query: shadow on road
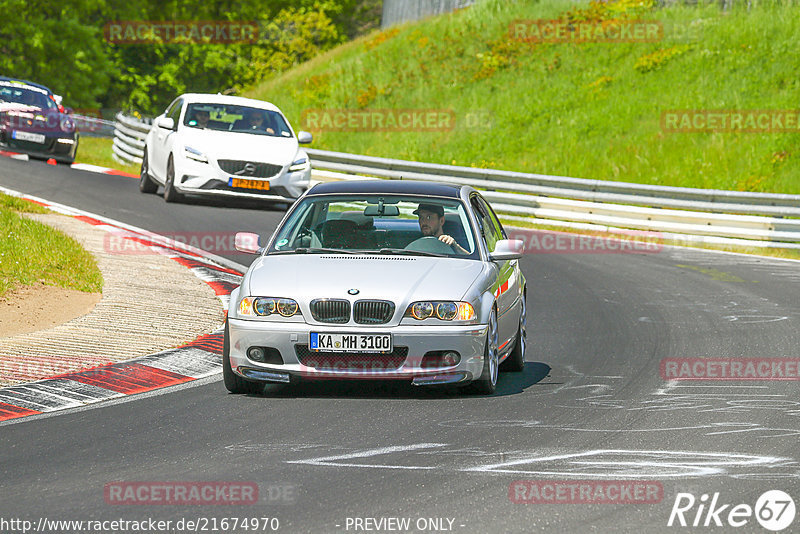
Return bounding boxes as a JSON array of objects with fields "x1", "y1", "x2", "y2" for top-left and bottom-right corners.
[
  {"x1": 159, "y1": 188, "x2": 293, "y2": 212},
  {"x1": 249, "y1": 361, "x2": 552, "y2": 400}
]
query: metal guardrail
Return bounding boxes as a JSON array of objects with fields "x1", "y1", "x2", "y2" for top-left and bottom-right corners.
[
  {"x1": 305, "y1": 149, "x2": 800, "y2": 215},
  {"x1": 113, "y1": 113, "x2": 800, "y2": 248},
  {"x1": 307, "y1": 151, "x2": 800, "y2": 247},
  {"x1": 73, "y1": 114, "x2": 116, "y2": 138},
  {"x1": 112, "y1": 112, "x2": 150, "y2": 166}
]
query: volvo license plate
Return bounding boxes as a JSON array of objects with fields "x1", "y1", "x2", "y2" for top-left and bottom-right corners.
[{"x1": 229, "y1": 178, "x2": 269, "y2": 190}]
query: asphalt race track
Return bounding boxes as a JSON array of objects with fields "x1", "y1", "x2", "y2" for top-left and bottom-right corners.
[{"x1": 1, "y1": 156, "x2": 799, "y2": 533}]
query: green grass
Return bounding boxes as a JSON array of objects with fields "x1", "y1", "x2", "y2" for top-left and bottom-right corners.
[
  {"x1": 77, "y1": 136, "x2": 140, "y2": 175},
  {"x1": 246, "y1": 0, "x2": 800, "y2": 194},
  {"x1": 0, "y1": 194, "x2": 48, "y2": 214},
  {"x1": 0, "y1": 193, "x2": 103, "y2": 297}
]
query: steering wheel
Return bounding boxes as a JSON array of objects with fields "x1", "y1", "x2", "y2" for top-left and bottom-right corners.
[{"x1": 404, "y1": 236, "x2": 454, "y2": 254}]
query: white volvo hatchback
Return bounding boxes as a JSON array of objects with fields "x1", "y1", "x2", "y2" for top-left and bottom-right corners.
[{"x1": 139, "y1": 93, "x2": 313, "y2": 204}]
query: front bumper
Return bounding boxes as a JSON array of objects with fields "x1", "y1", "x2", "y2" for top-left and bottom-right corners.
[
  {"x1": 175, "y1": 157, "x2": 311, "y2": 201},
  {"x1": 0, "y1": 130, "x2": 78, "y2": 162},
  {"x1": 228, "y1": 318, "x2": 487, "y2": 385}
]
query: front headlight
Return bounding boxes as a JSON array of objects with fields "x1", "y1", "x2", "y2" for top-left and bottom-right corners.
[
  {"x1": 239, "y1": 296, "x2": 301, "y2": 317},
  {"x1": 288, "y1": 156, "x2": 309, "y2": 172},
  {"x1": 60, "y1": 117, "x2": 75, "y2": 133},
  {"x1": 404, "y1": 301, "x2": 475, "y2": 322},
  {"x1": 184, "y1": 145, "x2": 208, "y2": 163}
]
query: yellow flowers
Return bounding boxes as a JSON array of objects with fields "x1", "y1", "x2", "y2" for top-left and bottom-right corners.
[
  {"x1": 566, "y1": 0, "x2": 654, "y2": 25},
  {"x1": 772, "y1": 151, "x2": 789, "y2": 164},
  {"x1": 635, "y1": 45, "x2": 692, "y2": 73},
  {"x1": 364, "y1": 28, "x2": 399, "y2": 50},
  {"x1": 587, "y1": 75, "x2": 614, "y2": 90},
  {"x1": 473, "y1": 39, "x2": 523, "y2": 80},
  {"x1": 356, "y1": 83, "x2": 378, "y2": 108}
]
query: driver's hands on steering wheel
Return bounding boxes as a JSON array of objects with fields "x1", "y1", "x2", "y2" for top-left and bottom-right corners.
[
  {"x1": 438, "y1": 234, "x2": 467, "y2": 254},
  {"x1": 438, "y1": 234, "x2": 456, "y2": 246}
]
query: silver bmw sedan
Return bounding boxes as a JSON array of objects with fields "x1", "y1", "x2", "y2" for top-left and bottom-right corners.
[{"x1": 225, "y1": 179, "x2": 527, "y2": 395}]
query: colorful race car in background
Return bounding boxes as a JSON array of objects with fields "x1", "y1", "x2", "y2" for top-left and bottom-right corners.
[{"x1": 0, "y1": 76, "x2": 78, "y2": 164}]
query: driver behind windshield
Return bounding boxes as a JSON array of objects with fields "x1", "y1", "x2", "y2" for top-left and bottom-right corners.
[
  {"x1": 240, "y1": 110, "x2": 275, "y2": 134},
  {"x1": 20, "y1": 90, "x2": 46, "y2": 109},
  {"x1": 414, "y1": 203, "x2": 468, "y2": 255}
]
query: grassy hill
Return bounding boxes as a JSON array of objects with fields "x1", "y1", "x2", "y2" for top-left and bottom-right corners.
[
  {"x1": 245, "y1": 0, "x2": 800, "y2": 193},
  {"x1": 0, "y1": 194, "x2": 103, "y2": 297}
]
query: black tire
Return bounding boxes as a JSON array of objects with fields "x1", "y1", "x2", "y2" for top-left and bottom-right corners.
[
  {"x1": 501, "y1": 292, "x2": 526, "y2": 372},
  {"x1": 222, "y1": 320, "x2": 263, "y2": 394},
  {"x1": 69, "y1": 135, "x2": 79, "y2": 164},
  {"x1": 139, "y1": 150, "x2": 157, "y2": 194},
  {"x1": 163, "y1": 156, "x2": 184, "y2": 203},
  {"x1": 467, "y1": 308, "x2": 499, "y2": 395}
]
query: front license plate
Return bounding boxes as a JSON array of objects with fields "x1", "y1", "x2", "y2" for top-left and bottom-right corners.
[
  {"x1": 12, "y1": 131, "x2": 45, "y2": 143},
  {"x1": 229, "y1": 178, "x2": 269, "y2": 191},
  {"x1": 310, "y1": 333, "x2": 392, "y2": 353}
]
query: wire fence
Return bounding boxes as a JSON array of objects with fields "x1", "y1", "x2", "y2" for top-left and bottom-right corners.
[{"x1": 381, "y1": 0, "x2": 479, "y2": 28}]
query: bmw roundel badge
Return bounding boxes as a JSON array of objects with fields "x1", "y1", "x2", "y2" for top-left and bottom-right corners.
[{"x1": 348, "y1": 288, "x2": 359, "y2": 295}]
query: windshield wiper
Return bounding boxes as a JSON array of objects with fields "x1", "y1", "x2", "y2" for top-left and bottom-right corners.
[
  {"x1": 288, "y1": 247, "x2": 361, "y2": 255},
  {"x1": 376, "y1": 248, "x2": 446, "y2": 258}
]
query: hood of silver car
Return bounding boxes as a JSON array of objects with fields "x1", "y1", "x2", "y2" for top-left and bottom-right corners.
[{"x1": 245, "y1": 254, "x2": 486, "y2": 304}]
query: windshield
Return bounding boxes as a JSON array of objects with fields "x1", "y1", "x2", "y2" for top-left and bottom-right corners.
[
  {"x1": 269, "y1": 195, "x2": 479, "y2": 259},
  {"x1": 0, "y1": 84, "x2": 55, "y2": 110},
  {"x1": 183, "y1": 102, "x2": 292, "y2": 137}
]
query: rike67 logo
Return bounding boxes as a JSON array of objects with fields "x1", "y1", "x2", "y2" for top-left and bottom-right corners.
[{"x1": 668, "y1": 490, "x2": 796, "y2": 531}]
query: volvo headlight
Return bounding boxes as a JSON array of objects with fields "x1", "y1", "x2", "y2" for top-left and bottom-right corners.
[
  {"x1": 404, "y1": 301, "x2": 475, "y2": 322},
  {"x1": 184, "y1": 145, "x2": 208, "y2": 163},
  {"x1": 288, "y1": 156, "x2": 309, "y2": 172},
  {"x1": 239, "y1": 297, "x2": 301, "y2": 317}
]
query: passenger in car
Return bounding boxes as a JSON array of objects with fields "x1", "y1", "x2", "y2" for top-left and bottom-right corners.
[
  {"x1": 191, "y1": 109, "x2": 210, "y2": 128},
  {"x1": 414, "y1": 203, "x2": 468, "y2": 254}
]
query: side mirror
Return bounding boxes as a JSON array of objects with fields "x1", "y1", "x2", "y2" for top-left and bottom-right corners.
[
  {"x1": 489, "y1": 239, "x2": 524, "y2": 261},
  {"x1": 297, "y1": 131, "x2": 313, "y2": 144},
  {"x1": 235, "y1": 232, "x2": 262, "y2": 254},
  {"x1": 156, "y1": 117, "x2": 175, "y2": 130}
]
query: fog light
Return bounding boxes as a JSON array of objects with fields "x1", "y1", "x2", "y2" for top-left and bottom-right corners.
[
  {"x1": 442, "y1": 351, "x2": 460, "y2": 366},
  {"x1": 247, "y1": 347, "x2": 266, "y2": 362}
]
